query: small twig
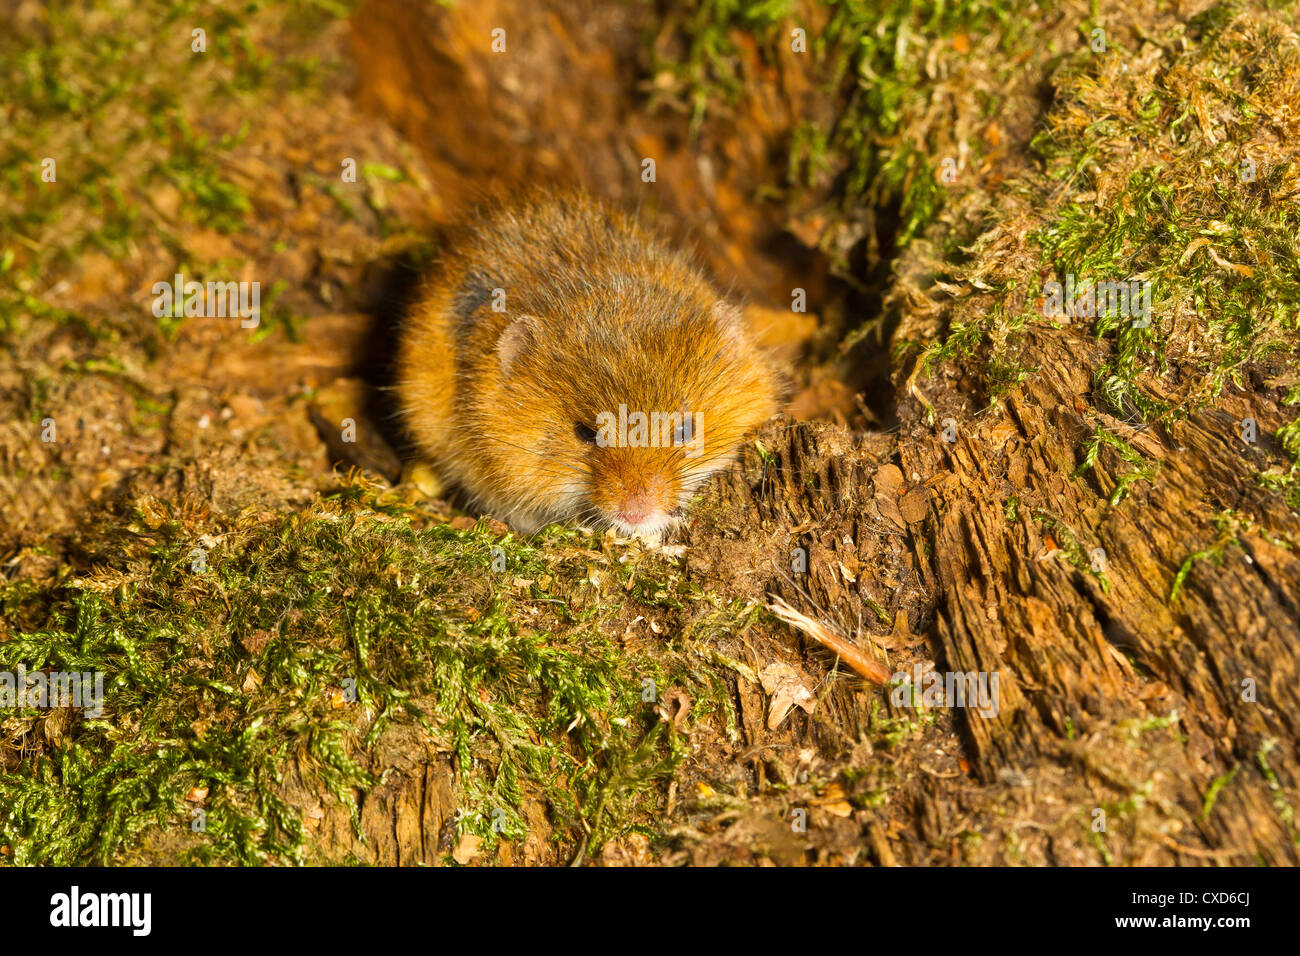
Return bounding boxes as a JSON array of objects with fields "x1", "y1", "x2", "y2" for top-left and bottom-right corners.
[
  {"x1": 766, "y1": 596, "x2": 893, "y2": 685},
  {"x1": 1157, "y1": 834, "x2": 1249, "y2": 860}
]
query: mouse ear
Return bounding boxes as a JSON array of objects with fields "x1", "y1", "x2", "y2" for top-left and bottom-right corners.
[{"x1": 497, "y1": 314, "x2": 540, "y2": 376}]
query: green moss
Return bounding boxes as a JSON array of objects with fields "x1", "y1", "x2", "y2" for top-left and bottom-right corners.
[
  {"x1": 890, "y1": 3, "x2": 1300, "y2": 574},
  {"x1": 1029, "y1": 22, "x2": 1300, "y2": 429},
  {"x1": 906, "y1": 319, "x2": 987, "y2": 416},
  {"x1": 1121, "y1": 711, "x2": 1183, "y2": 742},
  {"x1": 868, "y1": 697, "x2": 935, "y2": 748},
  {"x1": 0, "y1": 0, "x2": 349, "y2": 347},
  {"x1": 986, "y1": 355, "x2": 1037, "y2": 401},
  {"x1": 649, "y1": 0, "x2": 795, "y2": 133},
  {"x1": 653, "y1": 0, "x2": 1037, "y2": 251},
  {"x1": 1200, "y1": 765, "x2": 1239, "y2": 822},
  {"x1": 0, "y1": 482, "x2": 753, "y2": 864},
  {"x1": 1256, "y1": 739, "x2": 1300, "y2": 845},
  {"x1": 1071, "y1": 426, "x2": 1158, "y2": 506},
  {"x1": 1260, "y1": 405, "x2": 1300, "y2": 508},
  {"x1": 1167, "y1": 509, "x2": 1293, "y2": 603}
]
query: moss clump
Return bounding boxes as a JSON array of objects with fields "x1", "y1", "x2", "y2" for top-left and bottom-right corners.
[
  {"x1": 0, "y1": 481, "x2": 751, "y2": 865},
  {"x1": 1260, "y1": 389, "x2": 1300, "y2": 507},
  {"x1": 652, "y1": 0, "x2": 1038, "y2": 254},
  {"x1": 650, "y1": 0, "x2": 796, "y2": 133},
  {"x1": 895, "y1": 3, "x2": 1300, "y2": 523},
  {"x1": 1029, "y1": 6, "x2": 1300, "y2": 504}
]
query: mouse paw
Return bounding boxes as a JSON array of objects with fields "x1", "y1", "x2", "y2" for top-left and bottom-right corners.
[
  {"x1": 504, "y1": 511, "x2": 544, "y2": 535},
  {"x1": 401, "y1": 460, "x2": 444, "y2": 499}
]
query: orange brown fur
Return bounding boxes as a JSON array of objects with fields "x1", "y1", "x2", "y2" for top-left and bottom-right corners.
[{"x1": 396, "y1": 191, "x2": 780, "y2": 537}]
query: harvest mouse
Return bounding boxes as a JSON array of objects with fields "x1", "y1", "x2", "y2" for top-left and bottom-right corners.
[{"x1": 396, "y1": 191, "x2": 780, "y2": 539}]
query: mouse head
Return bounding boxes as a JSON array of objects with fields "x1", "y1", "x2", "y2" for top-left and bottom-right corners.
[{"x1": 482, "y1": 293, "x2": 777, "y2": 537}]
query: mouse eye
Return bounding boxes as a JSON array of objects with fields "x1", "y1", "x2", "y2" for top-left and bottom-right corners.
[
  {"x1": 672, "y1": 418, "x2": 694, "y2": 446},
  {"x1": 574, "y1": 422, "x2": 598, "y2": 445}
]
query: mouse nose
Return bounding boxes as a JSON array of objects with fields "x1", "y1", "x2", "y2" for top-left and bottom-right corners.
[
  {"x1": 616, "y1": 504, "x2": 649, "y2": 525},
  {"x1": 616, "y1": 491, "x2": 655, "y2": 527}
]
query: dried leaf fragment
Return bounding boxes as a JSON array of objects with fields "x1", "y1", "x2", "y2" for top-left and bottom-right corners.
[{"x1": 758, "y1": 661, "x2": 815, "y2": 729}]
